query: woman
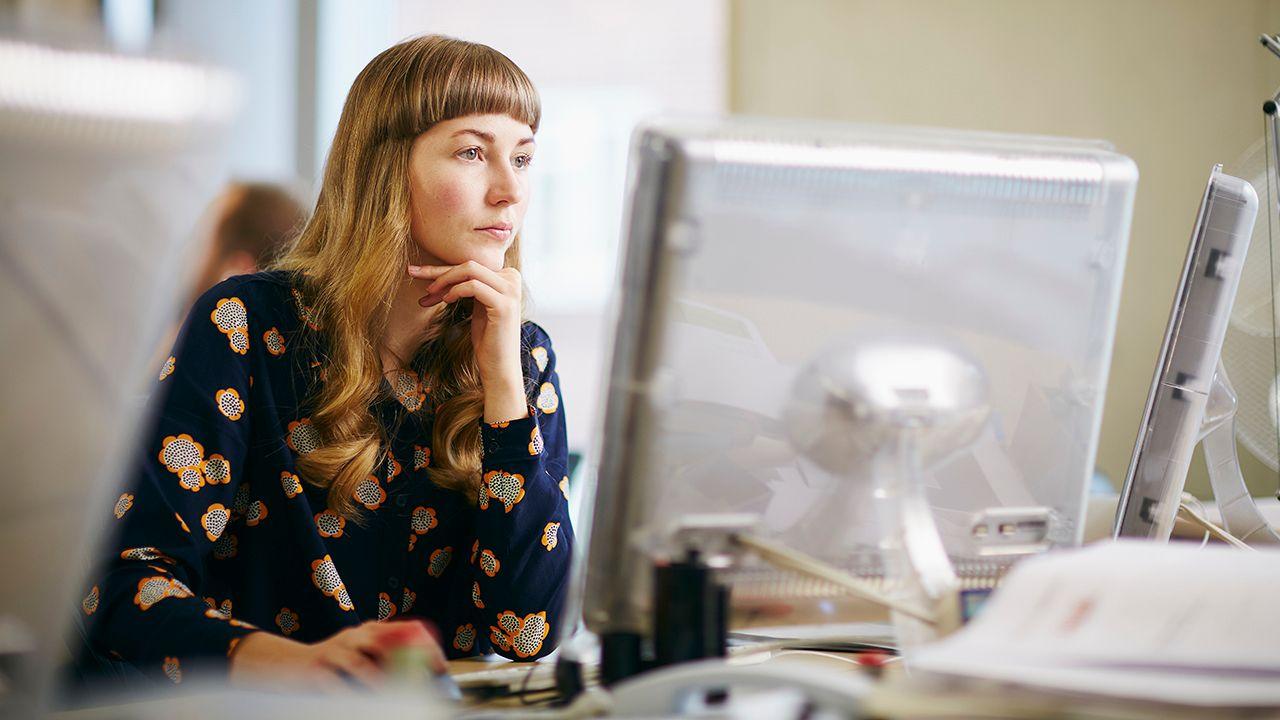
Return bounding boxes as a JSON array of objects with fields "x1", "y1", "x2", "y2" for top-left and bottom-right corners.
[{"x1": 75, "y1": 35, "x2": 573, "y2": 689}]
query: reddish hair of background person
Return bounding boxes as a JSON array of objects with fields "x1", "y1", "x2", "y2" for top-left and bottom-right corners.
[{"x1": 187, "y1": 181, "x2": 307, "y2": 310}]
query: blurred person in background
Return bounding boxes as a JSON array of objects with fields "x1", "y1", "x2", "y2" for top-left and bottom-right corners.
[
  {"x1": 71, "y1": 34, "x2": 574, "y2": 693},
  {"x1": 148, "y1": 181, "x2": 305, "y2": 368},
  {"x1": 186, "y1": 181, "x2": 306, "y2": 312},
  {"x1": 148, "y1": 182, "x2": 307, "y2": 375}
]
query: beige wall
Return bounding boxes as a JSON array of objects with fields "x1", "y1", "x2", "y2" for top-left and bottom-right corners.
[{"x1": 730, "y1": 0, "x2": 1280, "y2": 497}]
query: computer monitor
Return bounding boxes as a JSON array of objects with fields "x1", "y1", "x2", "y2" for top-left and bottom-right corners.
[
  {"x1": 580, "y1": 117, "x2": 1138, "y2": 655},
  {"x1": 1113, "y1": 166, "x2": 1258, "y2": 540},
  {"x1": 0, "y1": 40, "x2": 237, "y2": 712}
]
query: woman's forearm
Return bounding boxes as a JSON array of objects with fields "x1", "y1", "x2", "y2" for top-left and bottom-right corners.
[
  {"x1": 482, "y1": 373, "x2": 529, "y2": 424},
  {"x1": 228, "y1": 631, "x2": 311, "y2": 684}
]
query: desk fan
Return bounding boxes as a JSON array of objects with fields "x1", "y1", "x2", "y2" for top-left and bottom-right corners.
[{"x1": 1213, "y1": 109, "x2": 1280, "y2": 543}]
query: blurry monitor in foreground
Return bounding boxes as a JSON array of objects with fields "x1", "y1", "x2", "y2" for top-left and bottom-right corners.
[
  {"x1": 580, "y1": 118, "x2": 1138, "y2": 650},
  {"x1": 0, "y1": 39, "x2": 236, "y2": 713}
]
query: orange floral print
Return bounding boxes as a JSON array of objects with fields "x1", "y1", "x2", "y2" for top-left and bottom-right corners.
[
  {"x1": 113, "y1": 493, "x2": 134, "y2": 519},
  {"x1": 310, "y1": 555, "x2": 354, "y2": 611},
  {"x1": 158, "y1": 355, "x2": 175, "y2": 381},
  {"x1": 530, "y1": 346, "x2": 549, "y2": 372},
  {"x1": 428, "y1": 546, "x2": 453, "y2": 578},
  {"x1": 483, "y1": 470, "x2": 526, "y2": 513},
  {"x1": 215, "y1": 388, "x2": 244, "y2": 421},
  {"x1": 479, "y1": 549, "x2": 500, "y2": 578},
  {"x1": 133, "y1": 576, "x2": 193, "y2": 611},
  {"x1": 489, "y1": 611, "x2": 549, "y2": 659},
  {"x1": 535, "y1": 382, "x2": 558, "y2": 414},
  {"x1": 203, "y1": 454, "x2": 231, "y2": 485},
  {"x1": 210, "y1": 297, "x2": 250, "y2": 355},
  {"x1": 453, "y1": 623, "x2": 476, "y2": 652},
  {"x1": 541, "y1": 522, "x2": 560, "y2": 551},
  {"x1": 413, "y1": 444, "x2": 431, "y2": 470},
  {"x1": 263, "y1": 327, "x2": 286, "y2": 356},
  {"x1": 276, "y1": 607, "x2": 300, "y2": 636},
  {"x1": 391, "y1": 369, "x2": 427, "y2": 412},
  {"x1": 281, "y1": 471, "x2": 303, "y2": 499},
  {"x1": 162, "y1": 656, "x2": 182, "y2": 684},
  {"x1": 410, "y1": 506, "x2": 437, "y2": 535},
  {"x1": 286, "y1": 419, "x2": 320, "y2": 455},
  {"x1": 378, "y1": 592, "x2": 397, "y2": 622},
  {"x1": 315, "y1": 510, "x2": 345, "y2": 538},
  {"x1": 353, "y1": 475, "x2": 385, "y2": 510},
  {"x1": 245, "y1": 500, "x2": 268, "y2": 527},
  {"x1": 201, "y1": 503, "x2": 230, "y2": 542}
]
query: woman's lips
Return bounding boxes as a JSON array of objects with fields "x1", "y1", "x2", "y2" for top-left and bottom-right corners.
[{"x1": 476, "y1": 227, "x2": 513, "y2": 241}]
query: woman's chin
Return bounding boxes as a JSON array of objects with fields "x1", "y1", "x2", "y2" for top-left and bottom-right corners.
[
  {"x1": 460, "y1": 249, "x2": 507, "y2": 272},
  {"x1": 415, "y1": 240, "x2": 506, "y2": 271}
]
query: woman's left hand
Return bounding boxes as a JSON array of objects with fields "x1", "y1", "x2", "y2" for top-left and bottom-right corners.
[{"x1": 408, "y1": 262, "x2": 528, "y2": 423}]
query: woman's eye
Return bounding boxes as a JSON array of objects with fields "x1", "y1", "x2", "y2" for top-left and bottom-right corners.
[
  {"x1": 459, "y1": 147, "x2": 480, "y2": 161},
  {"x1": 514, "y1": 154, "x2": 533, "y2": 169}
]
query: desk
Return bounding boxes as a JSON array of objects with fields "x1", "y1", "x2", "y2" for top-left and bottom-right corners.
[{"x1": 449, "y1": 645, "x2": 1271, "y2": 719}]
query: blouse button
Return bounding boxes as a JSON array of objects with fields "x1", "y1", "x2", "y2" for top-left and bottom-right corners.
[{"x1": 387, "y1": 576, "x2": 400, "y2": 589}]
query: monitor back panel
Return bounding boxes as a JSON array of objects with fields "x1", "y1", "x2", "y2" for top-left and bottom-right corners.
[{"x1": 584, "y1": 118, "x2": 1138, "y2": 634}]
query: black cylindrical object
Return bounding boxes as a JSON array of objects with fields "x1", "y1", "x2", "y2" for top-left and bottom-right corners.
[
  {"x1": 552, "y1": 657, "x2": 584, "y2": 704},
  {"x1": 652, "y1": 555, "x2": 728, "y2": 668},
  {"x1": 599, "y1": 631, "x2": 644, "y2": 686}
]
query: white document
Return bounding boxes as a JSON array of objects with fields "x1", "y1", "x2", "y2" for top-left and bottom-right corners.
[{"x1": 911, "y1": 541, "x2": 1280, "y2": 706}]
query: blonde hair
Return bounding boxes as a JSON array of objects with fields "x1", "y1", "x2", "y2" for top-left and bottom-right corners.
[{"x1": 271, "y1": 35, "x2": 540, "y2": 518}]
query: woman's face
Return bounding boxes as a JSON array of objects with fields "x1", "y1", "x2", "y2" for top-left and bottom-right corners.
[{"x1": 407, "y1": 113, "x2": 535, "y2": 271}]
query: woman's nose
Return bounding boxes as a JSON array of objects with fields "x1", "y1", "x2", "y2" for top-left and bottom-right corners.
[{"x1": 487, "y1": 163, "x2": 524, "y2": 206}]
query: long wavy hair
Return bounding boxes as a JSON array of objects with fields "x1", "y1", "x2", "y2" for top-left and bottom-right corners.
[{"x1": 271, "y1": 35, "x2": 539, "y2": 518}]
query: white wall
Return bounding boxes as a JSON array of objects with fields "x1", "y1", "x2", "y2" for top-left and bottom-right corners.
[{"x1": 157, "y1": 0, "x2": 299, "y2": 183}]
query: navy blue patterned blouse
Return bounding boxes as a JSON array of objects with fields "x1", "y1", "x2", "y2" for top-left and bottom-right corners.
[{"x1": 74, "y1": 270, "x2": 574, "y2": 687}]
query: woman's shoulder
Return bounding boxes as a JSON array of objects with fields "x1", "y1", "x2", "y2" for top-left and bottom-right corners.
[
  {"x1": 192, "y1": 270, "x2": 301, "y2": 322},
  {"x1": 521, "y1": 320, "x2": 555, "y2": 349},
  {"x1": 189, "y1": 269, "x2": 304, "y2": 335},
  {"x1": 520, "y1": 321, "x2": 558, "y2": 380}
]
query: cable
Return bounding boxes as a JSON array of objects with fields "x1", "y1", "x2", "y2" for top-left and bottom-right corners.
[
  {"x1": 767, "y1": 649, "x2": 864, "y2": 666},
  {"x1": 1176, "y1": 495, "x2": 1253, "y2": 550},
  {"x1": 1179, "y1": 493, "x2": 1212, "y2": 547},
  {"x1": 731, "y1": 533, "x2": 937, "y2": 625}
]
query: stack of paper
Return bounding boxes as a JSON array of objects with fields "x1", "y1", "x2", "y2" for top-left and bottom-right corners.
[{"x1": 910, "y1": 541, "x2": 1280, "y2": 707}]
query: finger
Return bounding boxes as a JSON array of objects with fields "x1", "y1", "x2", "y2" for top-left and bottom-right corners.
[
  {"x1": 426, "y1": 261, "x2": 512, "y2": 297},
  {"x1": 419, "y1": 262, "x2": 521, "y2": 308},
  {"x1": 322, "y1": 647, "x2": 385, "y2": 689},
  {"x1": 297, "y1": 662, "x2": 348, "y2": 694},
  {"x1": 406, "y1": 264, "x2": 452, "y2": 280},
  {"x1": 369, "y1": 620, "x2": 448, "y2": 673},
  {"x1": 365, "y1": 618, "x2": 435, "y2": 653},
  {"x1": 420, "y1": 276, "x2": 501, "y2": 308},
  {"x1": 441, "y1": 278, "x2": 510, "y2": 310},
  {"x1": 351, "y1": 623, "x2": 406, "y2": 663}
]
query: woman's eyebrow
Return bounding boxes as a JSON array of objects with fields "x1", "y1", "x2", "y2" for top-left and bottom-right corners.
[{"x1": 451, "y1": 129, "x2": 536, "y2": 147}]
